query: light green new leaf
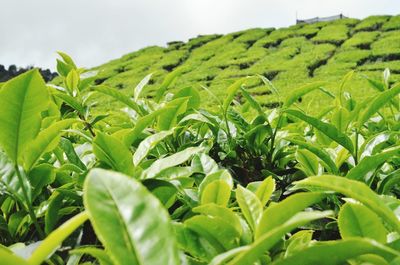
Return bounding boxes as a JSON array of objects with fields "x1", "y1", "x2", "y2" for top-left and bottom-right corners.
[
  {"x1": 0, "y1": 69, "x2": 49, "y2": 162},
  {"x1": 70, "y1": 247, "x2": 113, "y2": 265},
  {"x1": 347, "y1": 146, "x2": 400, "y2": 181},
  {"x1": 199, "y1": 170, "x2": 233, "y2": 199},
  {"x1": 286, "y1": 138, "x2": 338, "y2": 174},
  {"x1": 141, "y1": 146, "x2": 204, "y2": 179},
  {"x1": 283, "y1": 82, "x2": 325, "y2": 108},
  {"x1": 255, "y1": 192, "x2": 326, "y2": 239},
  {"x1": 93, "y1": 132, "x2": 134, "y2": 175},
  {"x1": 293, "y1": 175, "x2": 400, "y2": 233},
  {"x1": 228, "y1": 211, "x2": 333, "y2": 265},
  {"x1": 193, "y1": 204, "x2": 242, "y2": 236},
  {"x1": 134, "y1": 73, "x2": 152, "y2": 101},
  {"x1": 157, "y1": 98, "x2": 188, "y2": 131},
  {"x1": 236, "y1": 185, "x2": 263, "y2": 231},
  {"x1": 285, "y1": 109, "x2": 354, "y2": 155},
  {"x1": 133, "y1": 129, "x2": 174, "y2": 166},
  {"x1": 201, "y1": 180, "x2": 231, "y2": 206},
  {"x1": 155, "y1": 67, "x2": 186, "y2": 102},
  {"x1": 23, "y1": 119, "x2": 77, "y2": 171},
  {"x1": 28, "y1": 211, "x2": 88, "y2": 265},
  {"x1": 191, "y1": 153, "x2": 219, "y2": 175},
  {"x1": 94, "y1": 85, "x2": 141, "y2": 114},
  {"x1": 54, "y1": 92, "x2": 85, "y2": 115},
  {"x1": 173, "y1": 86, "x2": 201, "y2": 110},
  {"x1": 223, "y1": 78, "x2": 249, "y2": 113},
  {"x1": 255, "y1": 176, "x2": 275, "y2": 206},
  {"x1": 272, "y1": 238, "x2": 400, "y2": 265},
  {"x1": 296, "y1": 149, "x2": 319, "y2": 176},
  {"x1": 358, "y1": 83, "x2": 400, "y2": 127},
  {"x1": 0, "y1": 245, "x2": 29, "y2": 265},
  {"x1": 83, "y1": 169, "x2": 180, "y2": 265},
  {"x1": 338, "y1": 202, "x2": 387, "y2": 243}
]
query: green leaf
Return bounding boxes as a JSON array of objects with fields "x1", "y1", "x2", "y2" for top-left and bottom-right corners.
[
  {"x1": 134, "y1": 73, "x2": 152, "y2": 101},
  {"x1": 236, "y1": 185, "x2": 263, "y2": 231},
  {"x1": 286, "y1": 138, "x2": 338, "y2": 174},
  {"x1": 57, "y1": 51, "x2": 77, "y2": 69},
  {"x1": 54, "y1": 92, "x2": 85, "y2": 115},
  {"x1": 201, "y1": 180, "x2": 231, "y2": 206},
  {"x1": 155, "y1": 67, "x2": 186, "y2": 102},
  {"x1": 193, "y1": 204, "x2": 242, "y2": 236},
  {"x1": 240, "y1": 87, "x2": 265, "y2": 116},
  {"x1": 157, "y1": 98, "x2": 188, "y2": 131},
  {"x1": 358, "y1": 83, "x2": 400, "y2": 127},
  {"x1": 255, "y1": 192, "x2": 326, "y2": 239},
  {"x1": 285, "y1": 109, "x2": 354, "y2": 155},
  {"x1": 283, "y1": 82, "x2": 325, "y2": 108},
  {"x1": 93, "y1": 132, "x2": 134, "y2": 175},
  {"x1": 0, "y1": 69, "x2": 49, "y2": 162},
  {"x1": 28, "y1": 164, "x2": 55, "y2": 200},
  {"x1": 0, "y1": 245, "x2": 29, "y2": 265},
  {"x1": 223, "y1": 78, "x2": 249, "y2": 113},
  {"x1": 121, "y1": 108, "x2": 166, "y2": 147},
  {"x1": 191, "y1": 153, "x2": 219, "y2": 175},
  {"x1": 94, "y1": 85, "x2": 141, "y2": 114},
  {"x1": 331, "y1": 107, "x2": 350, "y2": 132},
  {"x1": 338, "y1": 202, "x2": 387, "y2": 243},
  {"x1": 293, "y1": 175, "x2": 400, "y2": 233},
  {"x1": 173, "y1": 86, "x2": 201, "y2": 110},
  {"x1": 28, "y1": 211, "x2": 88, "y2": 265},
  {"x1": 255, "y1": 176, "x2": 275, "y2": 206},
  {"x1": 199, "y1": 170, "x2": 233, "y2": 199},
  {"x1": 83, "y1": 169, "x2": 180, "y2": 265},
  {"x1": 272, "y1": 238, "x2": 400, "y2": 265},
  {"x1": 228, "y1": 211, "x2": 333, "y2": 265},
  {"x1": 133, "y1": 129, "x2": 174, "y2": 166},
  {"x1": 70, "y1": 247, "x2": 113, "y2": 265},
  {"x1": 22, "y1": 119, "x2": 77, "y2": 171},
  {"x1": 295, "y1": 149, "x2": 319, "y2": 176},
  {"x1": 141, "y1": 146, "x2": 204, "y2": 179},
  {"x1": 346, "y1": 146, "x2": 400, "y2": 181}
]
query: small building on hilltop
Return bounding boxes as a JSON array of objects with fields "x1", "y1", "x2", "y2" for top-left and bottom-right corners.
[{"x1": 296, "y1": 14, "x2": 348, "y2": 25}]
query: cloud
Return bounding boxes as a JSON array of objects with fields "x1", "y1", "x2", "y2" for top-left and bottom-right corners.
[{"x1": 0, "y1": 0, "x2": 398, "y2": 70}]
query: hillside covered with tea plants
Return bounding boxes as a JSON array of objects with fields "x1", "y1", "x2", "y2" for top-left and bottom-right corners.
[{"x1": 74, "y1": 14, "x2": 400, "y2": 111}]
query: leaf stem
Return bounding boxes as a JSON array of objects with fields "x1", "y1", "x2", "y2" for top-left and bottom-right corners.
[{"x1": 14, "y1": 164, "x2": 45, "y2": 239}]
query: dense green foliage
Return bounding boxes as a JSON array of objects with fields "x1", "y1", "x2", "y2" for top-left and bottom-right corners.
[
  {"x1": 1, "y1": 47, "x2": 400, "y2": 265},
  {"x1": 50, "y1": 14, "x2": 400, "y2": 113}
]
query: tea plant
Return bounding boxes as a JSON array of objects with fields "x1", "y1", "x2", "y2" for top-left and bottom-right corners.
[{"x1": 0, "y1": 52, "x2": 400, "y2": 265}]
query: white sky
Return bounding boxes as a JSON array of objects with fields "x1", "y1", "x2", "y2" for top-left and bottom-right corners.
[{"x1": 1, "y1": 0, "x2": 399, "y2": 70}]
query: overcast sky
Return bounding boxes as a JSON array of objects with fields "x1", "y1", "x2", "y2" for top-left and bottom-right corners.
[{"x1": 1, "y1": 0, "x2": 399, "y2": 70}]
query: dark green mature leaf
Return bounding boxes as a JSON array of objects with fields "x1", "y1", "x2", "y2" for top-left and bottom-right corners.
[
  {"x1": 83, "y1": 169, "x2": 180, "y2": 265},
  {"x1": 285, "y1": 109, "x2": 354, "y2": 155},
  {"x1": 255, "y1": 192, "x2": 326, "y2": 239},
  {"x1": 272, "y1": 238, "x2": 400, "y2": 265},
  {"x1": 93, "y1": 132, "x2": 134, "y2": 175},
  {"x1": 338, "y1": 202, "x2": 387, "y2": 243},
  {"x1": 294, "y1": 175, "x2": 400, "y2": 233},
  {"x1": 228, "y1": 211, "x2": 333, "y2": 265},
  {"x1": 0, "y1": 69, "x2": 49, "y2": 162},
  {"x1": 346, "y1": 146, "x2": 400, "y2": 181},
  {"x1": 358, "y1": 83, "x2": 400, "y2": 127}
]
